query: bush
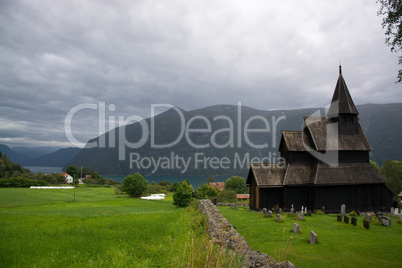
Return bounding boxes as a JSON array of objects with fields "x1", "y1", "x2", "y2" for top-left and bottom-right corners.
[
  {"x1": 350, "y1": 211, "x2": 358, "y2": 216},
  {"x1": 4, "y1": 177, "x2": 33, "y2": 188},
  {"x1": 217, "y1": 189, "x2": 237, "y2": 203},
  {"x1": 173, "y1": 182, "x2": 193, "y2": 207},
  {"x1": 122, "y1": 173, "x2": 148, "y2": 197}
]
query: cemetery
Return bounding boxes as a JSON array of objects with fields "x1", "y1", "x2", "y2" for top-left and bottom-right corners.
[{"x1": 218, "y1": 203, "x2": 402, "y2": 267}]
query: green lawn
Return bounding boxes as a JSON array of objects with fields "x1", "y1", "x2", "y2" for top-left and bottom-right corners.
[
  {"x1": 219, "y1": 206, "x2": 402, "y2": 268},
  {"x1": 0, "y1": 188, "x2": 242, "y2": 268}
]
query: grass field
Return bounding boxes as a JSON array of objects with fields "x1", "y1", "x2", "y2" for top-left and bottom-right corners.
[
  {"x1": 219, "y1": 206, "x2": 402, "y2": 268},
  {"x1": 0, "y1": 188, "x2": 242, "y2": 268}
]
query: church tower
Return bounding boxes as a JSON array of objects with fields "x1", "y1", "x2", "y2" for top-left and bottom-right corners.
[{"x1": 327, "y1": 66, "x2": 359, "y2": 135}]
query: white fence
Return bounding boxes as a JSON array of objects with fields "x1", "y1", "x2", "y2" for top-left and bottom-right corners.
[{"x1": 30, "y1": 186, "x2": 74, "y2": 189}]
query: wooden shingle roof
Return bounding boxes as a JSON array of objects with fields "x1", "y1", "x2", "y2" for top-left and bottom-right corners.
[
  {"x1": 280, "y1": 131, "x2": 315, "y2": 151},
  {"x1": 313, "y1": 162, "x2": 387, "y2": 185},
  {"x1": 304, "y1": 117, "x2": 371, "y2": 151},
  {"x1": 283, "y1": 164, "x2": 316, "y2": 185},
  {"x1": 248, "y1": 163, "x2": 285, "y2": 187},
  {"x1": 248, "y1": 162, "x2": 387, "y2": 187}
]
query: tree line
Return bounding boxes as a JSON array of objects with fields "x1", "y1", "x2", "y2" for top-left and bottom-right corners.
[{"x1": 121, "y1": 173, "x2": 248, "y2": 207}]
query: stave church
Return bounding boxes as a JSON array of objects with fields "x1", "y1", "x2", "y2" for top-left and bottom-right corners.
[{"x1": 246, "y1": 67, "x2": 393, "y2": 213}]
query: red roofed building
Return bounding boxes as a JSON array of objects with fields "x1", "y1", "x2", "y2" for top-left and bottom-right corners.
[
  {"x1": 209, "y1": 182, "x2": 225, "y2": 191},
  {"x1": 237, "y1": 194, "x2": 250, "y2": 200}
]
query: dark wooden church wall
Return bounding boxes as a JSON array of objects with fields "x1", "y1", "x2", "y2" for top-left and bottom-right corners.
[
  {"x1": 285, "y1": 186, "x2": 310, "y2": 211},
  {"x1": 314, "y1": 185, "x2": 394, "y2": 213},
  {"x1": 259, "y1": 188, "x2": 282, "y2": 210}
]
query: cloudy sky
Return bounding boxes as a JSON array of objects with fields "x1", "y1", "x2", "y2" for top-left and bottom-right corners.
[{"x1": 0, "y1": 0, "x2": 400, "y2": 149}]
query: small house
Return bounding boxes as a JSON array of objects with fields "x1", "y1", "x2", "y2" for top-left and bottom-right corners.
[{"x1": 61, "y1": 172, "x2": 73, "y2": 184}]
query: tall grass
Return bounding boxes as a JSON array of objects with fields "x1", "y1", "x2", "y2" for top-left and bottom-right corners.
[{"x1": 0, "y1": 188, "x2": 242, "y2": 267}]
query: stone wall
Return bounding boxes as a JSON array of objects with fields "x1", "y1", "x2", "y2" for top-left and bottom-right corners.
[{"x1": 198, "y1": 199, "x2": 295, "y2": 268}]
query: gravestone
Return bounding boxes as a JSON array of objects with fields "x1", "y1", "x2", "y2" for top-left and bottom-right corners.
[
  {"x1": 245, "y1": 204, "x2": 249, "y2": 210},
  {"x1": 293, "y1": 223, "x2": 299, "y2": 233},
  {"x1": 344, "y1": 216, "x2": 349, "y2": 224},
  {"x1": 298, "y1": 213, "x2": 304, "y2": 220},
  {"x1": 351, "y1": 217, "x2": 357, "y2": 226},
  {"x1": 213, "y1": 197, "x2": 217, "y2": 205},
  {"x1": 341, "y1": 204, "x2": 346, "y2": 215},
  {"x1": 263, "y1": 208, "x2": 267, "y2": 215},
  {"x1": 337, "y1": 215, "x2": 342, "y2": 222},
  {"x1": 310, "y1": 231, "x2": 318, "y2": 244},
  {"x1": 322, "y1": 206, "x2": 326, "y2": 214},
  {"x1": 363, "y1": 219, "x2": 370, "y2": 229},
  {"x1": 276, "y1": 214, "x2": 280, "y2": 222},
  {"x1": 234, "y1": 205, "x2": 238, "y2": 210},
  {"x1": 305, "y1": 207, "x2": 307, "y2": 214},
  {"x1": 394, "y1": 208, "x2": 399, "y2": 215},
  {"x1": 279, "y1": 208, "x2": 283, "y2": 215},
  {"x1": 391, "y1": 207, "x2": 394, "y2": 215},
  {"x1": 301, "y1": 206, "x2": 304, "y2": 213},
  {"x1": 290, "y1": 208, "x2": 295, "y2": 216},
  {"x1": 268, "y1": 210, "x2": 273, "y2": 217},
  {"x1": 381, "y1": 216, "x2": 391, "y2": 226}
]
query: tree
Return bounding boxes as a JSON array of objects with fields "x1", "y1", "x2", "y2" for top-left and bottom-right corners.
[
  {"x1": 171, "y1": 182, "x2": 180, "y2": 192},
  {"x1": 381, "y1": 159, "x2": 402, "y2": 194},
  {"x1": 378, "y1": 0, "x2": 402, "y2": 83},
  {"x1": 217, "y1": 189, "x2": 237, "y2": 203},
  {"x1": 122, "y1": 173, "x2": 148, "y2": 197},
  {"x1": 195, "y1": 183, "x2": 218, "y2": 199},
  {"x1": 173, "y1": 182, "x2": 193, "y2": 207},
  {"x1": 370, "y1": 160, "x2": 380, "y2": 171},
  {"x1": 224, "y1": 176, "x2": 247, "y2": 194},
  {"x1": 66, "y1": 166, "x2": 79, "y2": 181},
  {"x1": 207, "y1": 174, "x2": 215, "y2": 183}
]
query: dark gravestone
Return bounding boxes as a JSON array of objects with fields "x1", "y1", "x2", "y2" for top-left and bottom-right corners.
[
  {"x1": 213, "y1": 198, "x2": 217, "y2": 205},
  {"x1": 351, "y1": 217, "x2": 357, "y2": 226},
  {"x1": 337, "y1": 215, "x2": 342, "y2": 222},
  {"x1": 344, "y1": 216, "x2": 349, "y2": 224},
  {"x1": 363, "y1": 219, "x2": 370, "y2": 229}
]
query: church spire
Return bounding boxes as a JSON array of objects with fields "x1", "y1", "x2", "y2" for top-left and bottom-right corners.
[{"x1": 327, "y1": 66, "x2": 359, "y2": 117}]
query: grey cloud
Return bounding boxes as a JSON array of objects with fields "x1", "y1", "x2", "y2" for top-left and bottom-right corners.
[{"x1": 0, "y1": 0, "x2": 400, "y2": 148}]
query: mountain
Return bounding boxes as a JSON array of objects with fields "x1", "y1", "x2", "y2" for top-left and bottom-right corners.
[
  {"x1": 12, "y1": 146, "x2": 60, "y2": 159},
  {"x1": 65, "y1": 103, "x2": 402, "y2": 176},
  {"x1": 22, "y1": 148, "x2": 81, "y2": 167},
  {"x1": 0, "y1": 144, "x2": 30, "y2": 163}
]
